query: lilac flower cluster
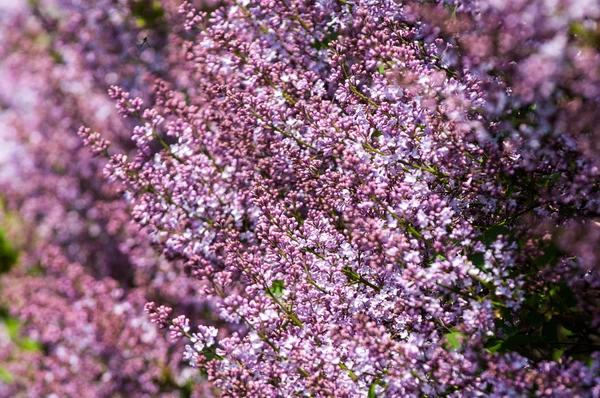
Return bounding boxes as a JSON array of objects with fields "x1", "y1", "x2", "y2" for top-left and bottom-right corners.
[
  {"x1": 0, "y1": 245, "x2": 204, "y2": 397},
  {"x1": 88, "y1": 0, "x2": 599, "y2": 395},
  {"x1": 0, "y1": 0, "x2": 217, "y2": 395},
  {"x1": 1, "y1": 0, "x2": 600, "y2": 396}
]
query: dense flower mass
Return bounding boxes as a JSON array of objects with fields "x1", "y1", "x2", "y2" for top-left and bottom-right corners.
[
  {"x1": 1, "y1": 0, "x2": 600, "y2": 396},
  {"x1": 0, "y1": 0, "x2": 217, "y2": 395}
]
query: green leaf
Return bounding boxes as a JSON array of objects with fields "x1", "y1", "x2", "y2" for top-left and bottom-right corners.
[
  {"x1": 485, "y1": 338, "x2": 503, "y2": 353},
  {"x1": 371, "y1": 130, "x2": 383, "y2": 139},
  {"x1": 533, "y1": 243, "x2": 562, "y2": 267},
  {"x1": 445, "y1": 332, "x2": 464, "y2": 351},
  {"x1": 526, "y1": 310, "x2": 544, "y2": 328},
  {"x1": 270, "y1": 280, "x2": 285, "y2": 296},
  {"x1": 0, "y1": 367, "x2": 13, "y2": 383},
  {"x1": 469, "y1": 252, "x2": 485, "y2": 269},
  {"x1": 19, "y1": 337, "x2": 41, "y2": 352},
  {"x1": 557, "y1": 324, "x2": 575, "y2": 342},
  {"x1": 525, "y1": 293, "x2": 545, "y2": 308},
  {"x1": 549, "y1": 283, "x2": 577, "y2": 311},
  {"x1": 135, "y1": 17, "x2": 147, "y2": 28},
  {"x1": 311, "y1": 29, "x2": 340, "y2": 50},
  {"x1": 203, "y1": 350, "x2": 220, "y2": 361},
  {"x1": 0, "y1": 230, "x2": 18, "y2": 274},
  {"x1": 130, "y1": 0, "x2": 165, "y2": 29},
  {"x1": 569, "y1": 22, "x2": 600, "y2": 48},
  {"x1": 482, "y1": 226, "x2": 510, "y2": 245},
  {"x1": 499, "y1": 334, "x2": 546, "y2": 351},
  {"x1": 542, "y1": 318, "x2": 558, "y2": 342},
  {"x1": 552, "y1": 349, "x2": 564, "y2": 361},
  {"x1": 5, "y1": 318, "x2": 20, "y2": 340},
  {"x1": 368, "y1": 382, "x2": 377, "y2": 398}
]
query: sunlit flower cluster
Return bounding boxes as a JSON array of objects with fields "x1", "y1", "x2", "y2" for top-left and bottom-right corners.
[{"x1": 1, "y1": 0, "x2": 599, "y2": 396}]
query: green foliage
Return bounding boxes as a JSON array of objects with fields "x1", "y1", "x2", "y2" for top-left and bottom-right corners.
[
  {"x1": 570, "y1": 22, "x2": 600, "y2": 49},
  {"x1": 484, "y1": 281, "x2": 594, "y2": 362},
  {"x1": 312, "y1": 29, "x2": 340, "y2": 51},
  {"x1": 445, "y1": 331, "x2": 464, "y2": 351},
  {"x1": 271, "y1": 280, "x2": 286, "y2": 296},
  {"x1": 459, "y1": 218, "x2": 598, "y2": 365},
  {"x1": 0, "y1": 367, "x2": 13, "y2": 383},
  {"x1": 0, "y1": 229, "x2": 18, "y2": 274},
  {"x1": 368, "y1": 382, "x2": 377, "y2": 398},
  {"x1": 0, "y1": 309, "x2": 42, "y2": 354},
  {"x1": 20, "y1": 337, "x2": 42, "y2": 352},
  {"x1": 3, "y1": 316, "x2": 20, "y2": 341},
  {"x1": 481, "y1": 225, "x2": 510, "y2": 246},
  {"x1": 130, "y1": 0, "x2": 165, "y2": 29}
]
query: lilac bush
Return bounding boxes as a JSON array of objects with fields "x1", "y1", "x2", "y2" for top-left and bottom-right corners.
[
  {"x1": 0, "y1": 0, "x2": 216, "y2": 395},
  {"x1": 0, "y1": 244, "x2": 212, "y2": 397},
  {"x1": 1, "y1": 0, "x2": 600, "y2": 396}
]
